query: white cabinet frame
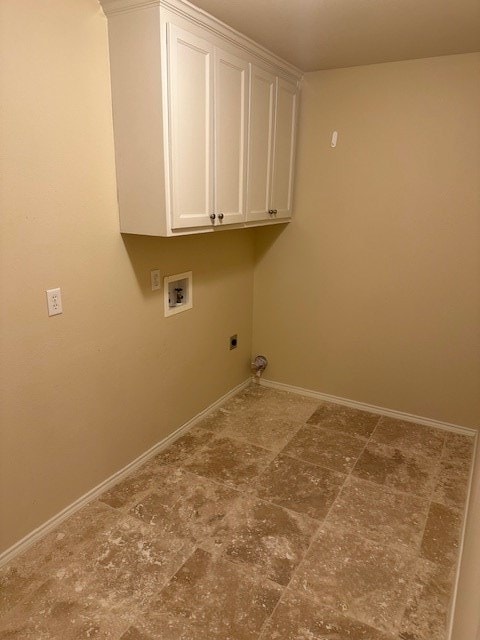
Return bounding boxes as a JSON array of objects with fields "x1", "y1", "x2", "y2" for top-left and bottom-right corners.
[{"x1": 101, "y1": 0, "x2": 302, "y2": 236}]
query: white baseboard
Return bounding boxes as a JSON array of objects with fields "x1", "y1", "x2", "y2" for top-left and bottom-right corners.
[
  {"x1": 0, "y1": 378, "x2": 251, "y2": 568},
  {"x1": 448, "y1": 434, "x2": 479, "y2": 640},
  {"x1": 260, "y1": 378, "x2": 477, "y2": 437}
]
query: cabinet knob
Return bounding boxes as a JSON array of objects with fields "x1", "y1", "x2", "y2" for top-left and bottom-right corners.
[
  {"x1": 210, "y1": 213, "x2": 216, "y2": 220},
  {"x1": 218, "y1": 213, "x2": 224, "y2": 220},
  {"x1": 268, "y1": 209, "x2": 275, "y2": 215},
  {"x1": 273, "y1": 209, "x2": 278, "y2": 214}
]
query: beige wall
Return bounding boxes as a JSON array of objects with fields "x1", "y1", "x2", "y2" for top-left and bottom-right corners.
[
  {"x1": 0, "y1": 0, "x2": 254, "y2": 554},
  {"x1": 253, "y1": 53, "x2": 480, "y2": 429}
]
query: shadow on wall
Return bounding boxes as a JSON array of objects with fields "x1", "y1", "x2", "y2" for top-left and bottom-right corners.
[
  {"x1": 252, "y1": 223, "x2": 288, "y2": 264},
  {"x1": 121, "y1": 229, "x2": 256, "y2": 299}
]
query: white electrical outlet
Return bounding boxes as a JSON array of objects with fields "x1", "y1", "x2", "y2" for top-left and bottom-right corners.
[
  {"x1": 46, "y1": 288, "x2": 63, "y2": 316},
  {"x1": 150, "y1": 269, "x2": 161, "y2": 291}
]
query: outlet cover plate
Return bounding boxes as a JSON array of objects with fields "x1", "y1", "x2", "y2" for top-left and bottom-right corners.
[{"x1": 46, "y1": 288, "x2": 63, "y2": 316}]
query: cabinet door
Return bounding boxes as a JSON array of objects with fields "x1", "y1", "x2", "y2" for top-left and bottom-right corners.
[
  {"x1": 271, "y1": 77, "x2": 298, "y2": 219},
  {"x1": 246, "y1": 65, "x2": 276, "y2": 222},
  {"x1": 214, "y1": 48, "x2": 249, "y2": 226},
  {"x1": 167, "y1": 23, "x2": 214, "y2": 229}
]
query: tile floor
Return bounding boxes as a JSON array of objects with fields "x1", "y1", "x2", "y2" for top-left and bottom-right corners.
[{"x1": 0, "y1": 385, "x2": 475, "y2": 640}]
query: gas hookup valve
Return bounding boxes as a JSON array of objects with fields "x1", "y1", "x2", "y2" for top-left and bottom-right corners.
[{"x1": 251, "y1": 355, "x2": 268, "y2": 381}]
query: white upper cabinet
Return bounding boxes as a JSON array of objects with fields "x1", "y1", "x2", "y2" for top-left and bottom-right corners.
[
  {"x1": 246, "y1": 69, "x2": 299, "y2": 222},
  {"x1": 271, "y1": 78, "x2": 299, "y2": 219},
  {"x1": 168, "y1": 24, "x2": 214, "y2": 229},
  {"x1": 100, "y1": 0, "x2": 302, "y2": 236},
  {"x1": 246, "y1": 66, "x2": 275, "y2": 223},
  {"x1": 213, "y1": 48, "x2": 249, "y2": 227}
]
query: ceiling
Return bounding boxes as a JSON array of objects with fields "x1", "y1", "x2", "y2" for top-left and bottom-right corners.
[{"x1": 190, "y1": 0, "x2": 480, "y2": 71}]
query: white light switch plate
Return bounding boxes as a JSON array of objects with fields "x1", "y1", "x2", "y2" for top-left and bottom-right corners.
[{"x1": 150, "y1": 269, "x2": 161, "y2": 291}]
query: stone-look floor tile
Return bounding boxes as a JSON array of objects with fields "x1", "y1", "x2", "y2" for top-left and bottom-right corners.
[
  {"x1": 123, "y1": 548, "x2": 282, "y2": 640},
  {"x1": 196, "y1": 407, "x2": 234, "y2": 433},
  {"x1": 197, "y1": 402, "x2": 305, "y2": 453},
  {"x1": 218, "y1": 385, "x2": 280, "y2": 418},
  {"x1": 150, "y1": 426, "x2": 215, "y2": 466},
  {"x1": 222, "y1": 385, "x2": 319, "y2": 422},
  {"x1": 0, "y1": 564, "x2": 47, "y2": 621},
  {"x1": 283, "y1": 424, "x2": 366, "y2": 473},
  {"x1": 220, "y1": 414, "x2": 303, "y2": 452},
  {"x1": 442, "y1": 432, "x2": 475, "y2": 465},
  {"x1": 120, "y1": 629, "x2": 150, "y2": 640},
  {"x1": 31, "y1": 516, "x2": 195, "y2": 624},
  {"x1": 85, "y1": 517, "x2": 194, "y2": 614},
  {"x1": 251, "y1": 393, "x2": 319, "y2": 422},
  {"x1": 183, "y1": 436, "x2": 275, "y2": 489},
  {"x1": 399, "y1": 559, "x2": 454, "y2": 640},
  {"x1": 327, "y1": 477, "x2": 430, "y2": 552},
  {"x1": 221, "y1": 383, "x2": 271, "y2": 410},
  {"x1": 420, "y1": 502, "x2": 463, "y2": 567},
  {"x1": 99, "y1": 464, "x2": 184, "y2": 511},
  {"x1": 255, "y1": 454, "x2": 345, "y2": 520},
  {"x1": 130, "y1": 473, "x2": 240, "y2": 544},
  {"x1": 372, "y1": 418, "x2": 445, "y2": 458},
  {"x1": 307, "y1": 402, "x2": 380, "y2": 439},
  {"x1": 259, "y1": 589, "x2": 396, "y2": 640},
  {"x1": 0, "y1": 501, "x2": 121, "y2": 616},
  {"x1": 352, "y1": 442, "x2": 440, "y2": 498},
  {"x1": 433, "y1": 459, "x2": 470, "y2": 509},
  {"x1": 210, "y1": 495, "x2": 318, "y2": 586},
  {"x1": 0, "y1": 577, "x2": 130, "y2": 640},
  {"x1": 291, "y1": 526, "x2": 416, "y2": 633}
]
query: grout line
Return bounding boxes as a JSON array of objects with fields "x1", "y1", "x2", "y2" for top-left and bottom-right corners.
[
  {"x1": 317, "y1": 416, "x2": 378, "y2": 528},
  {"x1": 257, "y1": 415, "x2": 381, "y2": 638},
  {"x1": 180, "y1": 409, "x2": 447, "y2": 546},
  {"x1": 340, "y1": 474, "x2": 435, "y2": 504},
  {"x1": 393, "y1": 434, "x2": 449, "y2": 636},
  {"x1": 266, "y1": 450, "x2": 348, "y2": 481},
  {"x1": 306, "y1": 413, "x2": 429, "y2": 637},
  {"x1": 261, "y1": 405, "x2": 461, "y2": 638},
  {"x1": 168, "y1": 453, "x2": 431, "y2": 561},
  {"x1": 258, "y1": 597, "x2": 398, "y2": 640},
  {"x1": 369, "y1": 417, "x2": 447, "y2": 461},
  {"x1": 204, "y1": 423, "x2": 306, "y2": 455},
  {"x1": 413, "y1": 431, "x2": 448, "y2": 553},
  {"x1": 161, "y1": 422, "x2": 452, "y2": 505}
]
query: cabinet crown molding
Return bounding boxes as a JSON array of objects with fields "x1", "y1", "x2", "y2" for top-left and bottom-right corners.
[{"x1": 99, "y1": 0, "x2": 303, "y2": 79}]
